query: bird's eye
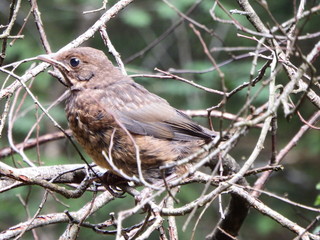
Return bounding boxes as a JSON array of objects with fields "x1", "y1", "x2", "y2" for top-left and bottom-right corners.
[{"x1": 69, "y1": 57, "x2": 80, "y2": 67}]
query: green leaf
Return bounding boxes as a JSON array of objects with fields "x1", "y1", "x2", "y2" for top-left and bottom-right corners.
[
  {"x1": 121, "y1": 8, "x2": 151, "y2": 28},
  {"x1": 155, "y1": 0, "x2": 195, "y2": 19},
  {"x1": 315, "y1": 183, "x2": 320, "y2": 206},
  {"x1": 314, "y1": 195, "x2": 320, "y2": 206}
]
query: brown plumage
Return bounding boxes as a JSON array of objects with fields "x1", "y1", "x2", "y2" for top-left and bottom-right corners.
[{"x1": 38, "y1": 47, "x2": 223, "y2": 183}]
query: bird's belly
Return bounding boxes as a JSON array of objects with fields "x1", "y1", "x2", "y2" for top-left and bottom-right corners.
[{"x1": 67, "y1": 111, "x2": 205, "y2": 182}]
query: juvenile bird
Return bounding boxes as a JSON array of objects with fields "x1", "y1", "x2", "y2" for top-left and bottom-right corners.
[{"x1": 38, "y1": 47, "x2": 223, "y2": 183}]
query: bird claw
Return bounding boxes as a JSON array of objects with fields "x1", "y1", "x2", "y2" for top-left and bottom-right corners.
[
  {"x1": 104, "y1": 184, "x2": 126, "y2": 198},
  {"x1": 100, "y1": 171, "x2": 129, "y2": 198}
]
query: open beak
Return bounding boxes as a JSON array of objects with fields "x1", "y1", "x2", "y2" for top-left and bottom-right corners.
[{"x1": 37, "y1": 53, "x2": 71, "y2": 72}]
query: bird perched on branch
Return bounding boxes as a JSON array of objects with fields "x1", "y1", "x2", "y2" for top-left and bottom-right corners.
[{"x1": 38, "y1": 47, "x2": 225, "y2": 184}]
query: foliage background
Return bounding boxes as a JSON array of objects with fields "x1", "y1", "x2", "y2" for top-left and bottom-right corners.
[{"x1": 0, "y1": 0, "x2": 319, "y2": 239}]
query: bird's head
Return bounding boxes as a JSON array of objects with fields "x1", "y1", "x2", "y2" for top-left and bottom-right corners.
[{"x1": 38, "y1": 47, "x2": 121, "y2": 89}]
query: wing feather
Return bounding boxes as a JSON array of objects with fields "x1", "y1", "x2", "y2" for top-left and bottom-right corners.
[{"x1": 101, "y1": 81, "x2": 216, "y2": 141}]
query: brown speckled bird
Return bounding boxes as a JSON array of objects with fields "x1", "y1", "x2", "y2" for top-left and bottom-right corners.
[{"x1": 38, "y1": 47, "x2": 223, "y2": 183}]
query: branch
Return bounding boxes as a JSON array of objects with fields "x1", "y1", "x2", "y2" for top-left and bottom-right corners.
[
  {"x1": 230, "y1": 186, "x2": 320, "y2": 240},
  {"x1": 0, "y1": 130, "x2": 72, "y2": 159},
  {"x1": 0, "y1": 162, "x2": 95, "y2": 198},
  {"x1": 252, "y1": 110, "x2": 320, "y2": 197},
  {"x1": 0, "y1": 0, "x2": 135, "y2": 99},
  {"x1": 236, "y1": 0, "x2": 320, "y2": 110},
  {"x1": 0, "y1": 163, "x2": 100, "y2": 192},
  {"x1": 0, "y1": 191, "x2": 113, "y2": 239}
]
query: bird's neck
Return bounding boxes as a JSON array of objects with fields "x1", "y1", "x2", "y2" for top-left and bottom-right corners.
[{"x1": 82, "y1": 74, "x2": 133, "y2": 90}]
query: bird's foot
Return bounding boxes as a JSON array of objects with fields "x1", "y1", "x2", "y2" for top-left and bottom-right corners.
[{"x1": 100, "y1": 171, "x2": 129, "y2": 198}]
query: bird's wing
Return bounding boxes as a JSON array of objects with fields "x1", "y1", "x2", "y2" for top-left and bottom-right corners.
[{"x1": 101, "y1": 81, "x2": 216, "y2": 141}]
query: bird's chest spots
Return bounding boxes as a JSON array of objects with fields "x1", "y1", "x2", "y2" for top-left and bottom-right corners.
[
  {"x1": 68, "y1": 111, "x2": 106, "y2": 143},
  {"x1": 66, "y1": 107, "x2": 133, "y2": 168},
  {"x1": 65, "y1": 97, "x2": 113, "y2": 150}
]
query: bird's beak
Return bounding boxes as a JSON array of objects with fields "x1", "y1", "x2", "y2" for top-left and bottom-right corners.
[{"x1": 37, "y1": 53, "x2": 71, "y2": 72}]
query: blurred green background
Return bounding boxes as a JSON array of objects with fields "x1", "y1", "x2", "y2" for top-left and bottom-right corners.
[{"x1": 0, "y1": 0, "x2": 319, "y2": 239}]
